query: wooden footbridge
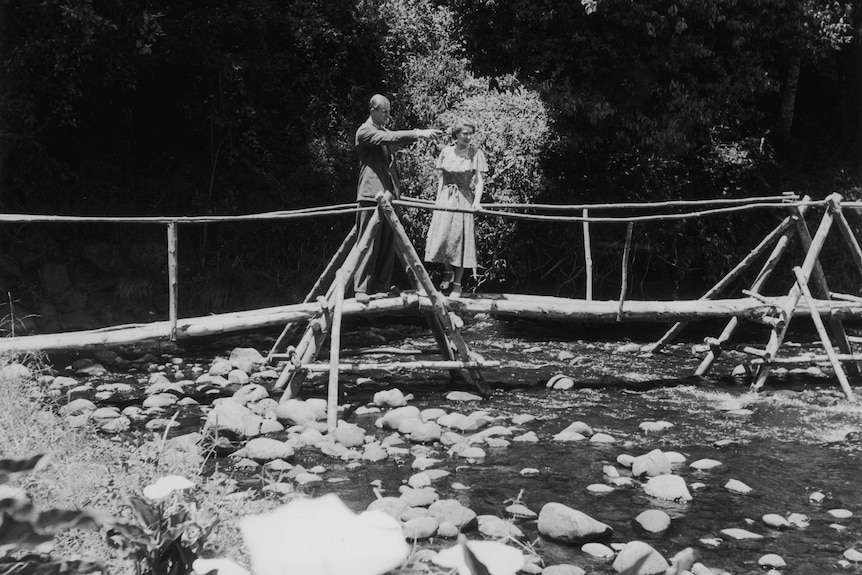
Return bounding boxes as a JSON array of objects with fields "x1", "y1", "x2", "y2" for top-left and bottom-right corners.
[{"x1": 3, "y1": 192, "x2": 862, "y2": 418}]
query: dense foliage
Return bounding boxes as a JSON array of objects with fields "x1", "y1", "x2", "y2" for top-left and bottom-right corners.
[{"x1": 0, "y1": 0, "x2": 859, "y2": 320}]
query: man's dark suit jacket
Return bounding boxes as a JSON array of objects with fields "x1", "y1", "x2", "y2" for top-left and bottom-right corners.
[{"x1": 355, "y1": 119, "x2": 419, "y2": 201}]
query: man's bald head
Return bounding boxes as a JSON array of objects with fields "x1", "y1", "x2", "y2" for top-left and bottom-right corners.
[
  {"x1": 369, "y1": 94, "x2": 392, "y2": 127},
  {"x1": 369, "y1": 94, "x2": 390, "y2": 111}
]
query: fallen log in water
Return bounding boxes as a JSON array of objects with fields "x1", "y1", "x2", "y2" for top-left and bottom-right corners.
[{"x1": 2, "y1": 292, "x2": 862, "y2": 354}]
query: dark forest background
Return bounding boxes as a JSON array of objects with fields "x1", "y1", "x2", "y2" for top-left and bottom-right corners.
[{"x1": 0, "y1": 0, "x2": 860, "y2": 332}]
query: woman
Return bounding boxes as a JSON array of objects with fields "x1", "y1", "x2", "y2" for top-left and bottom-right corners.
[{"x1": 424, "y1": 118, "x2": 488, "y2": 297}]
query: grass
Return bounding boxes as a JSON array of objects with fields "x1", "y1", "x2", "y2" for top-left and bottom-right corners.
[{"x1": 0, "y1": 352, "x2": 278, "y2": 573}]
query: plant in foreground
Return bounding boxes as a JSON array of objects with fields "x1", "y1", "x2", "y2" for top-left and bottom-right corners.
[
  {"x1": 107, "y1": 475, "x2": 218, "y2": 575},
  {"x1": 0, "y1": 453, "x2": 111, "y2": 574}
]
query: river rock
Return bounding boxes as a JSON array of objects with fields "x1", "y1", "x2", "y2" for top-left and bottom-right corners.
[
  {"x1": 437, "y1": 521, "x2": 460, "y2": 538},
  {"x1": 0, "y1": 363, "x2": 32, "y2": 382},
  {"x1": 787, "y1": 513, "x2": 810, "y2": 528},
  {"x1": 428, "y1": 499, "x2": 477, "y2": 531},
  {"x1": 538, "y1": 502, "x2": 613, "y2": 542},
  {"x1": 553, "y1": 430, "x2": 587, "y2": 442},
  {"x1": 373, "y1": 388, "x2": 408, "y2": 407},
  {"x1": 229, "y1": 347, "x2": 265, "y2": 373},
  {"x1": 333, "y1": 421, "x2": 366, "y2": 448},
  {"x1": 248, "y1": 398, "x2": 278, "y2": 418},
  {"x1": 362, "y1": 443, "x2": 388, "y2": 462},
  {"x1": 91, "y1": 406, "x2": 122, "y2": 421},
  {"x1": 690, "y1": 458, "x2": 722, "y2": 471},
  {"x1": 643, "y1": 475, "x2": 692, "y2": 502},
  {"x1": 720, "y1": 527, "x2": 762, "y2": 540},
  {"x1": 845, "y1": 549, "x2": 862, "y2": 562},
  {"x1": 513, "y1": 431, "x2": 540, "y2": 443},
  {"x1": 762, "y1": 514, "x2": 790, "y2": 529},
  {"x1": 143, "y1": 393, "x2": 178, "y2": 408},
  {"x1": 233, "y1": 437, "x2": 294, "y2": 461},
  {"x1": 209, "y1": 357, "x2": 233, "y2": 376},
  {"x1": 632, "y1": 449, "x2": 672, "y2": 477},
  {"x1": 639, "y1": 421, "x2": 673, "y2": 434},
  {"x1": 617, "y1": 454, "x2": 635, "y2": 468},
  {"x1": 227, "y1": 369, "x2": 249, "y2": 384},
  {"x1": 724, "y1": 479, "x2": 752, "y2": 494},
  {"x1": 456, "y1": 446, "x2": 486, "y2": 460},
  {"x1": 295, "y1": 472, "x2": 322, "y2": 485},
  {"x1": 399, "y1": 487, "x2": 439, "y2": 507},
  {"x1": 231, "y1": 384, "x2": 269, "y2": 406},
  {"x1": 276, "y1": 399, "x2": 322, "y2": 425},
  {"x1": 380, "y1": 406, "x2": 423, "y2": 430},
  {"x1": 827, "y1": 508, "x2": 853, "y2": 519},
  {"x1": 506, "y1": 503, "x2": 537, "y2": 519},
  {"x1": 634, "y1": 510, "x2": 671, "y2": 533},
  {"x1": 587, "y1": 484, "x2": 614, "y2": 494},
  {"x1": 403, "y1": 516, "x2": 438, "y2": 540},
  {"x1": 409, "y1": 421, "x2": 443, "y2": 443},
  {"x1": 49, "y1": 376, "x2": 78, "y2": 391},
  {"x1": 758, "y1": 554, "x2": 786, "y2": 568},
  {"x1": 512, "y1": 413, "x2": 537, "y2": 425},
  {"x1": 582, "y1": 542, "x2": 615, "y2": 558},
  {"x1": 60, "y1": 398, "x2": 96, "y2": 416},
  {"x1": 590, "y1": 433, "x2": 615, "y2": 443},
  {"x1": 479, "y1": 516, "x2": 523, "y2": 538},
  {"x1": 446, "y1": 391, "x2": 483, "y2": 402},
  {"x1": 408, "y1": 472, "x2": 432, "y2": 489},
  {"x1": 558, "y1": 421, "x2": 593, "y2": 436},
  {"x1": 205, "y1": 398, "x2": 263, "y2": 437},
  {"x1": 101, "y1": 416, "x2": 131, "y2": 433},
  {"x1": 542, "y1": 565, "x2": 585, "y2": 575},
  {"x1": 612, "y1": 541, "x2": 668, "y2": 574}
]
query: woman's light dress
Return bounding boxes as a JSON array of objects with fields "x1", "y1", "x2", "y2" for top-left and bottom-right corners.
[{"x1": 424, "y1": 144, "x2": 488, "y2": 272}]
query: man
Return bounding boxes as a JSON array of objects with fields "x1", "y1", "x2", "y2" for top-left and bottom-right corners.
[{"x1": 353, "y1": 94, "x2": 441, "y2": 302}]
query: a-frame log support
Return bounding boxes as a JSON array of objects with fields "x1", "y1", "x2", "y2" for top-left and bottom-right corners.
[{"x1": 269, "y1": 192, "x2": 492, "y2": 407}]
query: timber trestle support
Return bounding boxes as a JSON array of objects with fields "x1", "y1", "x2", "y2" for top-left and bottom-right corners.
[
  {"x1": 648, "y1": 193, "x2": 860, "y2": 401},
  {"x1": 266, "y1": 192, "x2": 494, "y2": 430}
]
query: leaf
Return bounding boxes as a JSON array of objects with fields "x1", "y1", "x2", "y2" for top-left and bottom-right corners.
[
  {"x1": 0, "y1": 513, "x2": 53, "y2": 551},
  {"x1": 462, "y1": 542, "x2": 493, "y2": 575},
  {"x1": 0, "y1": 455, "x2": 49, "y2": 483},
  {"x1": 127, "y1": 495, "x2": 160, "y2": 529}
]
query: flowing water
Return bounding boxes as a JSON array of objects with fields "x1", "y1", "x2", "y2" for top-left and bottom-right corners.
[{"x1": 49, "y1": 314, "x2": 862, "y2": 573}]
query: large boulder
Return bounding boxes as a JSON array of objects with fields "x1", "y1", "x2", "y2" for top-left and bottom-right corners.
[
  {"x1": 205, "y1": 398, "x2": 263, "y2": 437},
  {"x1": 537, "y1": 503, "x2": 613, "y2": 543}
]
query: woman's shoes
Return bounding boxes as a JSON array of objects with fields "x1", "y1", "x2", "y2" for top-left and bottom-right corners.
[
  {"x1": 449, "y1": 283, "x2": 462, "y2": 298},
  {"x1": 439, "y1": 271, "x2": 455, "y2": 291}
]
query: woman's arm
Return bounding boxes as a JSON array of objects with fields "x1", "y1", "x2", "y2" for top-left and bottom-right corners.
[{"x1": 472, "y1": 170, "x2": 484, "y2": 210}]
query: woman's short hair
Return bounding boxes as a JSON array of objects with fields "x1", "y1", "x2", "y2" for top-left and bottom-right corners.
[{"x1": 450, "y1": 117, "x2": 478, "y2": 140}]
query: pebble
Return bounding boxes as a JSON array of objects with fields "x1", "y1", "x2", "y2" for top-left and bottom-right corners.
[
  {"x1": 589, "y1": 433, "x2": 615, "y2": 444},
  {"x1": 809, "y1": 491, "x2": 826, "y2": 503},
  {"x1": 844, "y1": 548, "x2": 862, "y2": 562},
  {"x1": 724, "y1": 479, "x2": 752, "y2": 494},
  {"x1": 586, "y1": 484, "x2": 614, "y2": 494},
  {"x1": 720, "y1": 528, "x2": 762, "y2": 540},
  {"x1": 758, "y1": 554, "x2": 786, "y2": 568},
  {"x1": 520, "y1": 468, "x2": 540, "y2": 477},
  {"x1": 787, "y1": 513, "x2": 810, "y2": 528},
  {"x1": 762, "y1": 514, "x2": 790, "y2": 529},
  {"x1": 580, "y1": 542, "x2": 614, "y2": 558},
  {"x1": 690, "y1": 458, "x2": 722, "y2": 471},
  {"x1": 827, "y1": 508, "x2": 853, "y2": 519}
]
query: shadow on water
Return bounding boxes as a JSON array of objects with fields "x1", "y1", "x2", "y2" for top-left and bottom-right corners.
[{"x1": 44, "y1": 312, "x2": 862, "y2": 573}]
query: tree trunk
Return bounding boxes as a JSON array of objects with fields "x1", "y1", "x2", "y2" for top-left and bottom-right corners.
[{"x1": 775, "y1": 54, "x2": 801, "y2": 144}]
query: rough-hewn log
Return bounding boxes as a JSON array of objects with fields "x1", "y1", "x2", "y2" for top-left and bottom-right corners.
[{"x1": 3, "y1": 293, "x2": 862, "y2": 354}]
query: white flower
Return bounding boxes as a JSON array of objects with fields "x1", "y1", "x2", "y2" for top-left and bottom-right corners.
[
  {"x1": 143, "y1": 475, "x2": 195, "y2": 500},
  {"x1": 433, "y1": 540, "x2": 526, "y2": 575},
  {"x1": 240, "y1": 493, "x2": 409, "y2": 575}
]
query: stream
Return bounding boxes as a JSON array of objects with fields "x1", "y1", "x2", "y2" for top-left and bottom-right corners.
[{"x1": 45, "y1": 313, "x2": 862, "y2": 573}]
